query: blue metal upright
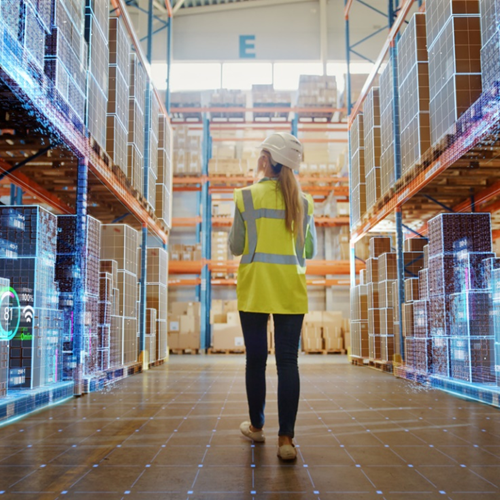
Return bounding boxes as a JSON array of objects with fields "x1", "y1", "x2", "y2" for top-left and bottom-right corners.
[
  {"x1": 138, "y1": 0, "x2": 154, "y2": 366},
  {"x1": 73, "y1": 157, "x2": 89, "y2": 396},
  {"x1": 200, "y1": 116, "x2": 212, "y2": 350},
  {"x1": 166, "y1": 16, "x2": 173, "y2": 114},
  {"x1": 388, "y1": 0, "x2": 405, "y2": 361},
  {"x1": 291, "y1": 114, "x2": 298, "y2": 137}
]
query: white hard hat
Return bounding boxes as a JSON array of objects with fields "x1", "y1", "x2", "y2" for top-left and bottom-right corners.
[{"x1": 260, "y1": 133, "x2": 303, "y2": 170}]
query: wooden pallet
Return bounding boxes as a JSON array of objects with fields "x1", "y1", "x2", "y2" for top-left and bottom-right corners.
[
  {"x1": 369, "y1": 359, "x2": 393, "y2": 373},
  {"x1": 148, "y1": 359, "x2": 165, "y2": 369},
  {"x1": 303, "y1": 349, "x2": 347, "y2": 355},
  {"x1": 350, "y1": 355, "x2": 368, "y2": 366},
  {"x1": 89, "y1": 135, "x2": 111, "y2": 166},
  {"x1": 169, "y1": 348, "x2": 200, "y2": 355},
  {"x1": 207, "y1": 348, "x2": 245, "y2": 355}
]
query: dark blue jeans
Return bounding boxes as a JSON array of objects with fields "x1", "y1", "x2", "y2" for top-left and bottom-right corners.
[{"x1": 239, "y1": 311, "x2": 304, "y2": 438}]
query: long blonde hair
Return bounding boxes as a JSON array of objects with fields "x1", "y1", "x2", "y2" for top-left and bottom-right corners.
[{"x1": 273, "y1": 163, "x2": 304, "y2": 243}]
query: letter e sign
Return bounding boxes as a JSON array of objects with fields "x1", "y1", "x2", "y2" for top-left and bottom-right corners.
[{"x1": 239, "y1": 35, "x2": 256, "y2": 59}]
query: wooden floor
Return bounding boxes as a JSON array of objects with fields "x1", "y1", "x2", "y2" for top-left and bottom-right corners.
[{"x1": 0, "y1": 355, "x2": 497, "y2": 499}]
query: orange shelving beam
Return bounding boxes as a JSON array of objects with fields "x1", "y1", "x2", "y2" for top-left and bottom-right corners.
[
  {"x1": 453, "y1": 179, "x2": 500, "y2": 214},
  {"x1": 0, "y1": 159, "x2": 73, "y2": 214},
  {"x1": 169, "y1": 261, "x2": 204, "y2": 274},
  {"x1": 173, "y1": 106, "x2": 347, "y2": 114},
  {"x1": 169, "y1": 278, "x2": 352, "y2": 287},
  {"x1": 173, "y1": 175, "x2": 349, "y2": 184},
  {"x1": 169, "y1": 260, "x2": 362, "y2": 275},
  {"x1": 351, "y1": 94, "x2": 500, "y2": 244},
  {"x1": 173, "y1": 216, "x2": 350, "y2": 228},
  {"x1": 172, "y1": 217, "x2": 203, "y2": 227}
]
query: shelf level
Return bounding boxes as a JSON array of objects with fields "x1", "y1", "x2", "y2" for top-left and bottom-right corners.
[
  {"x1": 169, "y1": 260, "x2": 363, "y2": 275},
  {"x1": 350, "y1": 87, "x2": 500, "y2": 244}
]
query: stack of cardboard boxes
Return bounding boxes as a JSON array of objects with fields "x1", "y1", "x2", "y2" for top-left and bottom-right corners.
[
  {"x1": 398, "y1": 13, "x2": 430, "y2": 176},
  {"x1": 107, "y1": 16, "x2": 130, "y2": 175},
  {"x1": 365, "y1": 236, "x2": 425, "y2": 362},
  {"x1": 170, "y1": 244, "x2": 202, "y2": 262},
  {"x1": 252, "y1": 84, "x2": 291, "y2": 120},
  {"x1": 208, "y1": 158, "x2": 250, "y2": 176},
  {"x1": 351, "y1": 273, "x2": 369, "y2": 358},
  {"x1": 101, "y1": 224, "x2": 139, "y2": 366},
  {"x1": 212, "y1": 232, "x2": 230, "y2": 278},
  {"x1": 156, "y1": 114, "x2": 173, "y2": 229},
  {"x1": 297, "y1": 75, "x2": 337, "y2": 119},
  {"x1": 127, "y1": 54, "x2": 147, "y2": 195},
  {"x1": 350, "y1": 113, "x2": 366, "y2": 226},
  {"x1": 173, "y1": 126, "x2": 202, "y2": 176},
  {"x1": 302, "y1": 311, "x2": 346, "y2": 353},
  {"x1": 480, "y1": 0, "x2": 500, "y2": 93},
  {"x1": 363, "y1": 87, "x2": 381, "y2": 213},
  {"x1": 171, "y1": 91, "x2": 202, "y2": 121},
  {"x1": 168, "y1": 302, "x2": 201, "y2": 351},
  {"x1": 211, "y1": 300, "x2": 244, "y2": 352},
  {"x1": 212, "y1": 199, "x2": 234, "y2": 218},
  {"x1": 299, "y1": 162, "x2": 342, "y2": 177},
  {"x1": 427, "y1": 0, "x2": 482, "y2": 145},
  {"x1": 379, "y1": 58, "x2": 398, "y2": 199},
  {"x1": 210, "y1": 89, "x2": 246, "y2": 120},
  {"x1": 85, "y1": 0, "x2": 109, "y2": 154},
  {"x1": 403, "y1": 213, "x2": 498, "y2": 385},
  {"x1": 140, "y1": 247, "x2": 169, "y2": 363}
]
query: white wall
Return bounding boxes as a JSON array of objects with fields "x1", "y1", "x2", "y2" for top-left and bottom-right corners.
[{"x1": 131, "y1": 0, "x2": 391, "y2": 64}]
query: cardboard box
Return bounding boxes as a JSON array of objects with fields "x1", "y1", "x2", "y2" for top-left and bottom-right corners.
[
  {"x1": 212, "y1": 300, "x2": 224, "y2": 315},
  {"x1": 226, "y1": 312, "x2": 240, "y2": 325},
  {"x1": 302, "y1": 335, "x2": 323, "y2": 351},
  {"x1": 171, "y1": 301, "x2": 201, "y2": 317},
  {"x1": 210, "y1": 312, "x2": 227, "y2": 324},
  {"x1": 304, "y1": 311, "x2": 323, "y2": 325},
  {"x1": 168, "y1": 332, "x2": 179, "y2": 349},
  {"x1": 323, "y1": 311, "x2": 343, "y2": 329},
  {"x1": 223, "y1": 300, "x2": 238, "y2": 313},
  {"x1": 212, "y1": 324, "x2": 245, "y2": 351},
  {"x1": 325, "y1": 336, "x2": 344, "y2": 352},
  {"x1": 303, "y1": 324, "x2": 322, "y2": 338},
  {"x1": 180, "y1": 315, "x2": 200, "y2": 334},
  {"x1": 323, "y1": 325, "x2": 342, "y2": 338},
  {"x1": 178, "y1": 332, "x2": 200, "y2": 350}
]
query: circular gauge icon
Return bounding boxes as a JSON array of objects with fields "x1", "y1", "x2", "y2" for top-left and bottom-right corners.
[{"x1": 0, "y1": 287, "x2": 21, "y2": 341}]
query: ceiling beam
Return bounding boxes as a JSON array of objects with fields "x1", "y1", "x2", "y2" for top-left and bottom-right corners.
[
  {"x1": 174, "y1": 0, "x2": 315, "y2": 17},
  {"x1": 172, "y1": 0, "x2": 187, "y2": 15}
]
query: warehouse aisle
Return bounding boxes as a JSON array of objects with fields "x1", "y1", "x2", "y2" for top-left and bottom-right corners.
[{"x1": 0, "y1": 356, "x2": 498, "y2": 500}]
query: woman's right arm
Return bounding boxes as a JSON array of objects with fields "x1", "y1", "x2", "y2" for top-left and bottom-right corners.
[{"x1": 229, "y1": 204, "x2": 245, "y2": 256}]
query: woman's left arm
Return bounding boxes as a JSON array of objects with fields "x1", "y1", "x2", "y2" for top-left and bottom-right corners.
[{"x1": 305, "y1": 216, "x2": 317, "y2": 259}]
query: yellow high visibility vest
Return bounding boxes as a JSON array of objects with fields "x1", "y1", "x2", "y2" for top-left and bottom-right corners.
[{"x1": 234, "y1": 179, "x2": 314, "y2": 314}]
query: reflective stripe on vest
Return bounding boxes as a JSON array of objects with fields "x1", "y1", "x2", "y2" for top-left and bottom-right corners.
[{"x1": 240, "y1": 189, "x2": 309, "y2": 267}]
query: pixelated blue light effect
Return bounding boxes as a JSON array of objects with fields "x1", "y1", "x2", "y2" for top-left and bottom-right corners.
[{"x1": 402, "y1": 213, "x2": 500, "y2": 403}]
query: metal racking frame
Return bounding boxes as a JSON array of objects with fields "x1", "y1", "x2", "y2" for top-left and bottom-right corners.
[
  {"x1": 345, "y1": 0, "x2": 500, "y2": 406},
  {"x1": 0, "y1": 0, "x2": 173, "y2": 401},
  {"x1": 170, "y1": 112, "x2": 357, "y2": 349}
]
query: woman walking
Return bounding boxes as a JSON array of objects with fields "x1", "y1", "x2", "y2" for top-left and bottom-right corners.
[{"x1": 229, "y1": 132, "x2": 317, "y2": 461}]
